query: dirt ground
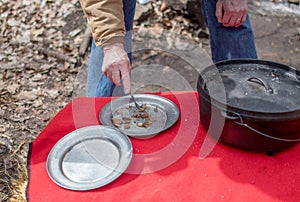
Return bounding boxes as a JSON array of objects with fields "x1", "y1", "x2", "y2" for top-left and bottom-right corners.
[
  {"x1": 250, "y1": 2, "x2": 300, "y2": 69},
  {"x1": 0, "y1": 0, "x2": 299, "y2": 201}
]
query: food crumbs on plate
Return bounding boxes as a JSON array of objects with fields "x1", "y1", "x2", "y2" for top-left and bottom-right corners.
[
  {"x1": 124, "y1": 124, "x2": 131, "y2": 129},
  {"x1": 138, "y1": 104, "x2": 147, "y2": 112},
  {"x1": 112, "y1": 117, "x2": 122, "y2": 125},
  {"x1": 137, "y1": 122, "x2": 144, "y2": 127},
  {"x1": 113, "y1": 123, "x2": 122, "y2": 128},
  {"x1": 133, "y1": 113, "x2": 140, "y2": 118},
  {"x1": 122, "y1": 117, "x2": 131, "y2": 124},
  {"x1": 112, "y1": 103, "x2": 157, "y2": 129},
  {"x1": 143, "y1": 121, "x2": 152, "y2": 128},
  {"x1": 141, "y1": 112, "x2": 150, "y2": 118}
]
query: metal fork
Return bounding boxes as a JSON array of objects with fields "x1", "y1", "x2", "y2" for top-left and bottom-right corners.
[{"x1": 128, "y1": 93, "x2": 143, "y2": 110}]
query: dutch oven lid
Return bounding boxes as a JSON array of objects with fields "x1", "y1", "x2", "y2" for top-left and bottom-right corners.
[{"x1": 199, "y1": 59, "x2": 300, "y2": 116}]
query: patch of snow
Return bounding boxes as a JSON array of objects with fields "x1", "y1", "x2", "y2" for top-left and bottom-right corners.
[{"x1": 259, "y1": 1, "x2": 300, "y2": 16}]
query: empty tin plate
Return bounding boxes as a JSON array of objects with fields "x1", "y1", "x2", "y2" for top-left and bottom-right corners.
[
  {"x1": 100, "y1": 94, "x2": 180, "y2": 138},
  {"x1": 46, "y1": 125, "x2": 132, "y2": 190}
]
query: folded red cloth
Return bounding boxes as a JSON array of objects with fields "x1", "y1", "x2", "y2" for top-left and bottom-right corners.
[{"x1": 27, "y1": 92, "x2": 300, "y2": 201}]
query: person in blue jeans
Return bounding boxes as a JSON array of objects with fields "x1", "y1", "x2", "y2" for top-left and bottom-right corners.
[{"x1": 80, "y1": 0, "x2": 257, "y2": 97}]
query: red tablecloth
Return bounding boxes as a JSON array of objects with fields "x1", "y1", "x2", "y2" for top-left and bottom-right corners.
[{"x1": 27, "y1": 92, "x2": 300, "y2": 202}]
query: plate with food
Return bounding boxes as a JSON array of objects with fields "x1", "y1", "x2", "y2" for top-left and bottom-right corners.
[{"x1": 100, "y1": 94, "x2": 180, "y2": 138}]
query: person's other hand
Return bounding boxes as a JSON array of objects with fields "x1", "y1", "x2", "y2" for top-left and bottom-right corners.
[
  {"x1": 102, "y1": 43, "x2": 131, "y2": 94},
  {"x1": 216, "y1": 0, "x2": 248, "y2": 27}
]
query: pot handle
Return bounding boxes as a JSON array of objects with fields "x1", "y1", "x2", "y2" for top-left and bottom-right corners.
[
  {"x1": 221, "y1": 110, "x2": 239, "y2": 120},
  {"x1": 221, "y1": 111, "x2": 300, "y2": 142},
  {"x1": 247, "y1": 77, "x2": 274, "y2": 94}
]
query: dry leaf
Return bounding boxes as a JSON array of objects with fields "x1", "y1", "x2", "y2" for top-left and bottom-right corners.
[
  {"x1": 69, "y1": 28, "x2": 82, "y2": 37},
  {"x1": 47, "y1": 89, "x2": 59, "y2": 98},
  {"x1": 7, "y1": 83, "x2": 19, "y2": 94},
  {"x1": 18, "y1": 91, "x2": 37, "y2": 101}
]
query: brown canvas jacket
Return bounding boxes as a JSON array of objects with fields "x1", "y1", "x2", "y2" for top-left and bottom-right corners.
[{"x1": 80, "y1": 0, "x2": 125, "y2": 47}]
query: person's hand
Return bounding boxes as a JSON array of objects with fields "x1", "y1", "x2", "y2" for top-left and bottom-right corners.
[
  {"x1": 216, "y1": 0, "x2": 248, "y2": 27},
  {"x1": 102, "y1": 43, "x2": 131, "y2": 94}
]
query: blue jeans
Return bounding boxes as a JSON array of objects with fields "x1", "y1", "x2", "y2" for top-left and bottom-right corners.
[
  {"x1": 86, "y1": 0, "x2": 257, "y2": 97},
  {"x1": 86, "y1": 0, "x2": 136, "y2": 97},
  {"x1": 201, "y1": 0, "x2": 257, "y2": 62}
]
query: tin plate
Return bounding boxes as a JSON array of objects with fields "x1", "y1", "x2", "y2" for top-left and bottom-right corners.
[
  {"x1": 100, "y1": 94, "x2": 180, "y2": 138},
  {"x1": 46, "y1": 125, "x2": 132, "y2": 190}
]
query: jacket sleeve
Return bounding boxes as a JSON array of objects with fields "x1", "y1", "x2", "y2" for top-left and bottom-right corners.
[{"x1": 80, "y1": 0, "x2": 125, "y2": 47}]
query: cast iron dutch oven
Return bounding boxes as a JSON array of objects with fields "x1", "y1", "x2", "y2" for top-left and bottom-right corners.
[{"x1": 197, "y1": 59, "x2": 300, "y2": 152}]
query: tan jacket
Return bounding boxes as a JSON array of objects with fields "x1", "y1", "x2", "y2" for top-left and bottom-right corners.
[{"x1": 80, "y1": 0, "x2": 125, "y2": 47}]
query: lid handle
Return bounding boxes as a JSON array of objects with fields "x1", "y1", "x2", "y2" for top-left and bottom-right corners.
[{"x1": 247, "y1": 77, "x2": 274, "y2": 94}]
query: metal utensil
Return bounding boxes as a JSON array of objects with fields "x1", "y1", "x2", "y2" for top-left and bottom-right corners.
[{"x1": 128, "y1": 93, "x2": 143, "y2": 110}]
